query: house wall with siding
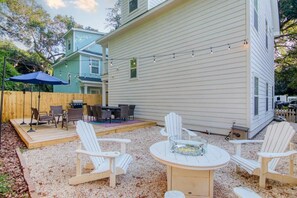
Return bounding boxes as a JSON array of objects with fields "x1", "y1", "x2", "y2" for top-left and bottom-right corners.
[
  {"x1": 53, "y1": 54, "x2": 80, "y2": 93},
  {"x1": 248, "y1": 0, "x2": 275, "y2": 137},
  {"x1": 148, "y1": 0, "x2": 166, "y2": 9},
  {"x1": 74, "y1": 31, "x2": 103, "y2": 50},
  {"x1": 80, "y1": 54, "x2": 103, "y2": 78},
  {"x1": 108, "y1": 0, "x2": 248, "y2": 135},
  {"x1": 65, "y1": 34, "x2": 74, "y2": 56},
  {"x1": 121, "y1": 0, "x2": 148, "y2": 25}
]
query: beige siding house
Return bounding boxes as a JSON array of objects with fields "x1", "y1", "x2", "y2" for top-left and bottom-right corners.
[{"x1": 98, "y1": 0, "x2": 279, "y2": 138}]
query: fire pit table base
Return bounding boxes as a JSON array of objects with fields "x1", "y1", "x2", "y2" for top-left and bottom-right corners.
[{"x1": 167, "y1": 166, "x2": 213, "y2": 198}]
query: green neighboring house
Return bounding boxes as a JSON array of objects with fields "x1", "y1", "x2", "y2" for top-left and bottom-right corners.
[{"x1": 53, "y1": 28, "x2": 105, "y2": 94}]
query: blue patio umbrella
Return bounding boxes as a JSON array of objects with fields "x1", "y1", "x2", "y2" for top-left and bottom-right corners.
[{"x1": 8, "y1": 71, "x2": 68, "y2": 131}]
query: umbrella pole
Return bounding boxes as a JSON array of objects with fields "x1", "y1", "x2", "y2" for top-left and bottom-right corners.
[
  {"x1": 38, "y1": 84, "x2": 40, "y2": 112},
  {"x1": 20, "y1": 84, "x2": 26, "y2": 125},
  {"x1": 27, "y1": 85, "x2": 35, "y2": 132},
  {"x1": 0, "y1": 57, "x2": 7, "y2": 150}
]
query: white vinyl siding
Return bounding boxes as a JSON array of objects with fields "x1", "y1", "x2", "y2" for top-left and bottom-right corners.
[
  {"x1": 148, "y1": 0, "x2": 166, "y2": 9},
  {"x1": 249, "y1": 0, "x2": 275, "y2": 137},
  {"x1": 121, "y1": 0, "x2": 148, "y2": 25},
  {"x1": 107, "y1": 0, "x2": 248, "y2": 135}
]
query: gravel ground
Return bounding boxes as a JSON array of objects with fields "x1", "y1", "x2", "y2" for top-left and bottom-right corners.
[{"x1": 22, "y1": 123, "x2": 297, "y2": 198}]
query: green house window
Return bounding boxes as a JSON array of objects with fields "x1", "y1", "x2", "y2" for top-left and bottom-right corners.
[
  {"x1": 130, "y1": 58, "x2": 137, "y2": 79},
  {"x1": 254, "y1": 77, "x2": 259, "y2": 116},
  {"x1": 90, "y1": 58, "x2": 100, "y2": 74},
  {"x1": 129, "y1": 0, "x2": 138, "y2": 13}
]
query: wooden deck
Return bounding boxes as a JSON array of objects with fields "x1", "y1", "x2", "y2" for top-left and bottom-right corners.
[{"x1": 10, "y1": 118, "x2": 156, "y2": 149}]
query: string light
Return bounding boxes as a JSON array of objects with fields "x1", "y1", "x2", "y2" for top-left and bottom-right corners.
[
  {"x1": 65, "y1": 61, "x2": 68, "y2": 68},
  {"x1": 89, "y1": 58, "x2": 91, "y2": 67},
  {"x1": 228, "y1": 44, "x2": 231, "y2": 50},
  {"x1": 173, "y1": 53, "x2": 175, "y2": 59},
  {"x1": 153, "y1": 55, "x2": 156, "y2": 63},
  {"x1": 210, "y1": 47, "x2": 213, "y2": 54},
  {"x1": 191, "y1": 50, "x2": 195, "y2": 57},
  {"x1": 110, "y1": 59, "x2": 113, "y2": 66},
  {"x1": 243, "y1": 39, "x2": 248, "y2": 46}
]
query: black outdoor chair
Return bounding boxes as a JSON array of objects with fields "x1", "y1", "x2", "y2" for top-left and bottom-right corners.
[
  {"x1": 31, "y1": 107, "x2": 57, "y2": 130},
  {"x1": 50, "y1": 105, "x2": 64, "y2": 124},
  {"x1": 93, "y1": 105, "x2": 112, "y2": 123},
  {"x1": 62, "y1": 108, "x2": 84, "y2": 130},
  {"x1": 128, "y1": 105, "x2": 136, "y2": 120}
]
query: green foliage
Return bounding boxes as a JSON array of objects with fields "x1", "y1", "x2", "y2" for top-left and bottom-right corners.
[
  {"x1": 275, "y1": 0, "x2": 297, "y2": 95},
  {"x1": 105, "y1": 0, "x2": 121, "y2": 31},
  {"x1": 0, "y1": 0, "x2": 82, "y2": 64},
  {"x1": 0, "y1": 174, "x2": 12, "y2": 196}
]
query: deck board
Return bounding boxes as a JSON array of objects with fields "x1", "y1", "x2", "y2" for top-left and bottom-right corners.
[{"x1": 11, "y1": 118, "x2": 156, "y2": 149}]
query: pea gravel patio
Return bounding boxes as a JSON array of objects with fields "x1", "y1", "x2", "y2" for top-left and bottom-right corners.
[{"x1": 22, "y1": 123, "x2": 297, "y2": 198}]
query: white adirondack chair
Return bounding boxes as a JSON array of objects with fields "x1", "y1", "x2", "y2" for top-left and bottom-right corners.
[
  {"x1": 230, "y1": 122, "x2": 297, "y2": 187},
  {"x1": 69, "y1": 120, "x2": 133, "y2": 187},
  {"x1": 160, "y1": 112, "x2": 197, "y2": 139}
]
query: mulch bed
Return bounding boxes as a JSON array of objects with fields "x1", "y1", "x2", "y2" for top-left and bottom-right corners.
[{"x1": 0, "y1": 122, "x2": 29, "y2": 197}]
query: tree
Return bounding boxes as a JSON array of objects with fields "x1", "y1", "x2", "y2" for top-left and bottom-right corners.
[
  {"x1": 105, "y1": 0, "x2": 121, "y2": 31},
  {"x1": 274, "y1": 0, "x2": 297, "y2": 95},
  {"x1": 0, "y1": 0, "x2": 82, "y2": 65}
]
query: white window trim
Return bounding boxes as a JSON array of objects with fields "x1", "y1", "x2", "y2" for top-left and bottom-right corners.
[
  {"x1": 129, "y1": 58, "x2": 138, "y2": 79},
  {"x1": 253, "y1": 0, "x2": 259, "y2": 32},
  {"x1": 89, "y1": 58, "x2": 100, "y2": 75}
]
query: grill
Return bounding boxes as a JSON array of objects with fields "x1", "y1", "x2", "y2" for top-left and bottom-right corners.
[{"x1": 69, "y1": 100, "x2": 86, "y2": 108}]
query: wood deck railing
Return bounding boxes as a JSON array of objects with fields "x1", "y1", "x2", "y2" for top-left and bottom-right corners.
[
  {"x1": 1, "y1": 91, "x2": 101, "y2": 122},
  {"x1": 275, "y1": 109, "x2": 296, "y2": 123}
]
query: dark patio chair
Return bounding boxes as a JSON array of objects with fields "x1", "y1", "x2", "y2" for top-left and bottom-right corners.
[
  {"x1": 50, "y1": 105, "x2": 64, "y2": 124},
  {"x1": 93, "y1": 105, "x2": 111, "y2": 123},
  {"x1": 62, "y1": 108, "x2": 84, "y2": 130},
  {"x1": 116, "y1": 105, "x2": 129, "y2": 121},
  {"x1": 31, "y1": 107, "x2": 57, "y2": 130},
  {"x1": 128, "y1": 105, "x2": 136, "y2": 120},
  {"x1": 86, "y1": 105, "x2": 94, "y2": 121}
]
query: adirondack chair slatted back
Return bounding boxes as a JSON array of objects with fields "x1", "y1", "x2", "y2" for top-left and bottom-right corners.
[
  {"x1": 260, "y1": 122, "x2": 295, "y2": 170},
  {"x1": 165, "y1": 112, "x2": 182, "y2": 139},
  {"x1": 76, "y1": 121, "x2": 104, "y2": 168}
]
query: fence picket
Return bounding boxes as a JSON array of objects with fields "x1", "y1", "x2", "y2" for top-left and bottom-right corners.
[{"x1": 275, "y1": 109, "x2": 296, "y2": 122}]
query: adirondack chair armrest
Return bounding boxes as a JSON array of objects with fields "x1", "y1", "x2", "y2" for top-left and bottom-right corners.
[
  {"x1": 160, "y1": 128, "x2": 168, "y2": 136},
  {"x1": 76, "y1": 149, "x2": 120, "y2": 158},
  {"x1": 229, "y1": 140, "x2": 264, "y2": 144},
  {"x1": 257, "y1": 150, "x2": 297, "y2": 159},
  {"x1": 97, "y1": 138, "x2": 131, "y2": 144},
  {"x1": 182, "y1": 128, "x2": 197, "y2": 136}
]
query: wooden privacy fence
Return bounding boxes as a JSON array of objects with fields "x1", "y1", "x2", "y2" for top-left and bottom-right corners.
[
  {"x1": 1, "y1": 91, "x2": 102, "y2": 122},
  {"x1": 275, "y1": 109, "x2": 296, "y2": 123}
]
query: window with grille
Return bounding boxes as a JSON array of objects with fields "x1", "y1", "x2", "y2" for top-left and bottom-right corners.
[
  {"x1": 90, "y1": 58, "x2": 100, "y2": 74},
  {"x1": 130, "y1": 58, "x2": 137, "y2": 78},
  {"x1": 129, "y1": 0, "x2": 138, "y2": 13},
  {"x1": 254, "y1": 77, "x2": 259, "y2": 116}
]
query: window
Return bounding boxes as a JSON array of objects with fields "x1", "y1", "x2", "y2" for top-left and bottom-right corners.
[
  {"x1": 130, "y1": 58, "x2": 137, "y2": 78},
  {"x1": 129, "y1": 0, "x2": 138, "y2": 13},
  {"x1": 68, "y1": 39, "x2": 71, "y2": 50},
  {"x1": 271, "y1": 86, "x2": 274, "y2": 109},
  {"x1": 254, "y1": 77, "x2": 259, "y2": 116},
  {"x1": 266, "y1": 83, "x2": 268, "y2": 111},
  {"x1": 265, "y1": 19, "x2": 268, "y2": 49},
  {"x1": 254, "y1": 0, "x2": 258, "y2": 31},
  {"x1": 90, "y1": 58, "x2": 100, "y2": 74}
]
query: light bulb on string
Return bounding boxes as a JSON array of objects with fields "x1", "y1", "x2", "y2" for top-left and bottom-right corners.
[
  {"x1": 153, "y1": 56, "x2": 156, "y2": 63},
  {"x1": 110, "y1": 59, "x2": 113, "y2": 67},
  {"x1": 243, "y1": 39, "x2": 248, "y2": 46},
  {"x1": 89, "y1": 58, "x2": 91, "y2": 68},
  {"x1": 228, "y1": 44, "x2": 231, "y2": 50},
  {"x1": 210, "y1": 47, "x2": 213, "y2": 54},
  {"x1": 173, "y1": 53, "x2": 175, "y2": 59},
  {"x1": 65, "y1": 61, "x2": 68, "y2": 68},
  {"x1": 191, "y1": 50, "x2": 195, "y2": 57}
]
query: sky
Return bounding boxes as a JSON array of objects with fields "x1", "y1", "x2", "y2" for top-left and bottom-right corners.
[{"x1": 39, "y1": 0, "x2": 117, "y2": 33}]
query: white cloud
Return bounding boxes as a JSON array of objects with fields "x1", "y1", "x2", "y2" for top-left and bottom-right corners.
[
  {"x1": 45, "y1": 0, "x2": 66, "y2": 9},
  {"x1": 74, "y1": 0, "x2": 98, "y2": 12}
]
